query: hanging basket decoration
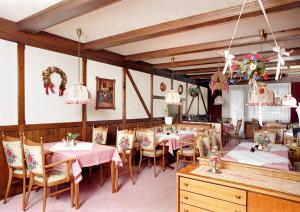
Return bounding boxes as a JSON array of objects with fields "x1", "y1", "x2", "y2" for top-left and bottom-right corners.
[
  {"x1": 188, "y1": 85, "x2": 200, "y2": 97},
  {"x1": 239, "y1": 53, "x2": 268, "y2": 81},
  {"x1": 42, "y1": 66, "x2": 67, "y2": 96},
  {"x1": 209, "y1": 71, "x2": 229, "y2": 94}
]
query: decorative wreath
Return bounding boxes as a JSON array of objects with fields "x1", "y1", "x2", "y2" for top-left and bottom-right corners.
[
  {"x1": 209, "y1": 71, "x2": 229, "y2": 94},
  {"x1": 42, "y1": 66, "x2": 67, "y2": 96},
  {"x1": 178, "y1": 84, "x2": 183, "y2": 95}
]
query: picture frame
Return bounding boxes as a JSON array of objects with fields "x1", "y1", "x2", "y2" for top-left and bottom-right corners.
[{"x1": 95, "y1": 77, "x2": 116, "y2": 110}]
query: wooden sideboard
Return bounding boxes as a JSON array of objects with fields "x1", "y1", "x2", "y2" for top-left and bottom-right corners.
[{"x1": 177, "y1": 162, "x2": 300, "y2": 212}]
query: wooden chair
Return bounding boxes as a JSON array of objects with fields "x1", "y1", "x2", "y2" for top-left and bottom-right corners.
[
  {"x1": 176, "y1": 132, "x2": 199, "y2": 169},
  {"x1": 252, "y1": 118, "x2": 260, "y2": 131},
  {"x1": 23, "y1": 137, "x2": 75, "y2": 212},
  {"x1": 265, "y1": 126, "x2": 284, "y2": 144},
  {"x1": 228, "y1": 119, "x2": 243, "y2": 145},
  {"x1": 115, "y1": 128, "x2": 136, "y2": 191},
  {"x1": 1, "y1": 132, "x2": 27, "y2": 210},
  {"x1": 254, "y1": 130, "x2": 276, "y2": 144},
  {"x1": 137, "y1": 128, "x2": 166, "y2": 177},
  {"x1": 89, "y1": 125, "x2": 108, "y2": 186},
  {"x1": 197, "y1": 136, "x2": 212, "y2": 158}
]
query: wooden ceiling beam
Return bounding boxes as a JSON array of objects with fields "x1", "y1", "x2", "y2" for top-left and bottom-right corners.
[
  {"x1": 154, "y1": 48, "x2": 300, "y2": 69},
  {"x1": 0, "y1": 18, "x2": 194, "y2": 84},
  {"x1": 17, "y1": 0, "x2": 121, "y2": 33},
  {"x1": 83, "y1": 0, "x2": 300, "y2": 50},
  {"x1": 126, "y1": 27, "x2": 300, "y2": 61},
  {"x1": 174, "y1": 60, "x2": 300, "y2": 75}
]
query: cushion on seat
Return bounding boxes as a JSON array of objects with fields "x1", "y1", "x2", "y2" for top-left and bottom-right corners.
[
  {"x1": 13, "y1": 168, "x2": 29, "y2": 176},
  {"x1": 142, "y1": 149, "x2": 163, "y2": 157},
  {"x1": 34, "y1": 169, "x2": 68, "y2": 184},
  {"x1": 178, "y1": 148, "x2": 199, "y2": 156}
]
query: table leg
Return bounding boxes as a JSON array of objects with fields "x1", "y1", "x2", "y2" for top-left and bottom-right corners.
[
  {"x1": 165, "y1": 146, "x2": 175, "y2": 170},
  {"x1": 75, "y1": 183, "x2": 79, "y2": 209},
  {"x1": 110, "y1": 161, "x2": 116, "y2": 193}
]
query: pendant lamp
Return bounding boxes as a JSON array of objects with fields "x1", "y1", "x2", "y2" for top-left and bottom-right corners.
[
  {"x1": 66, "y1": 28, "x2": 89, "y2": 104},
  {"x1": 165, "y1": 57, "x2": 180, "y2": 105}
]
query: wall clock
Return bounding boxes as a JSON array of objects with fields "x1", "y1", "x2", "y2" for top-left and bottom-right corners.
[{"x1": 160, "y1": 82, "x2": 166, "y2": 92}]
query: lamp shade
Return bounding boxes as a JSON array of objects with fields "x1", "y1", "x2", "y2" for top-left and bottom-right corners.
[
  {"x1": 165, "y1": 90, "x2": 180, "y2": 105},
  {"x1": 214, "y1": 95, "x2": 224, "y2": 105},
  {"x1": 66, "y1": 82, "x2": 89, "y2": 104},
  {"x1": 282, "y1": 94, "x2": 297, "y2": 107}
]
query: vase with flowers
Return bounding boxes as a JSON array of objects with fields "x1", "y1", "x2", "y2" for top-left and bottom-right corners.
[
  {"x1": 65, "y1": 132, "x2": 80, "y2": 146},
  {"x1": 207, "y1": 146, "x2": 222, "y2": 174},
  {"x1": 256, "y1": 133, "x2": 271, "y2": 151}
]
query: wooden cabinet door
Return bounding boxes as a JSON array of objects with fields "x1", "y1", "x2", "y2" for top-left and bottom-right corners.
[{"x1": 248, "y1": 192, "x2": 300, "y2": 212}]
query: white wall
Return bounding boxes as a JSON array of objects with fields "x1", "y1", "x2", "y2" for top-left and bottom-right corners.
[
  {"x1": 126, "y1": 70, "x2": 150, "y2": 119},
  {"x1": 87, "y1": 60, "x2": 123, "y2": 121},
  {"x1": 186, "y1": 83, "x2": 208, "y2": 115},
  {"x1": 0, "y1": 40, "x2": 17, "y2": 126},
  {"x1": 25, "y1": 46, "x2": 82, "y2": 124},
  {"x1": 173, "y1": 80, "x2": 187, "y2": 113},
  {"x1": 153, "y1": 75, "x2": 171, "y2": 117}
]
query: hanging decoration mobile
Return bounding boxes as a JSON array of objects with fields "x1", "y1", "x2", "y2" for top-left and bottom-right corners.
[
  {"x1": 42, "y1": 66, "x2": 67, "y2": 96},
  {"x1": 222, "y1": 0, "x2": 292, "y2": 87}
]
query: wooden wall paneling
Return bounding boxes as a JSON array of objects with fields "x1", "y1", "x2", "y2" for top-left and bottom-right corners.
[
  {"x1": 18, "y1": 43, "x2": 25, "y2": 133},
  {"x1": 122, "y1": 68, "x2": 126, "y2": 129},
  {"x1": 125, "y1": 68, "x2": 152, "y2": 118},
  {"x1": 82, "y1": 58, "x2": 87, "y2": 141}
]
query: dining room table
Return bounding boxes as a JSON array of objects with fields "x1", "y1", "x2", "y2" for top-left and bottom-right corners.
[
  {"x1": 222, "y1": 142, "x2": 292, "y2": 171},
  {"x1": 44, "y1": 141, "x2": 123, "y2": 209}
]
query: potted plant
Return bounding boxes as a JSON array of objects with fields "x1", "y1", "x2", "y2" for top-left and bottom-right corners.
[
  {"x1": 164, "y1": 104, "x2": 178, "y2": 125},
  {"x1": 188, "y1": 86, "x2": 201, "y2": 97},
  {"x1": 66, "y1": 132, "x2": 80, "y2": 146}
]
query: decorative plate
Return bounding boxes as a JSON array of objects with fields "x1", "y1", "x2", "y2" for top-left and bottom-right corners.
[
  {"x1": 160, "y1": 82, "x2": 166, "y2": 92},
  {"x1": 178, "y1": 84, "x2": 183, "y2": 94}
]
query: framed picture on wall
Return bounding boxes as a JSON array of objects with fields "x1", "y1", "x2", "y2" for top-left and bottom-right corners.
[{"x1": 96, "y1": 77, "x2": 116, "y2": 110}]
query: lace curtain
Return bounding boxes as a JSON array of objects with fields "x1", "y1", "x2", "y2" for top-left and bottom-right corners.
[{"x1": 222, "y1": 83, "x2": 291, "y2": 137}]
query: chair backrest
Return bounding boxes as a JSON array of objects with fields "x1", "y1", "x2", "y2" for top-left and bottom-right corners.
[
  {"x1": 136, "y1": 128, "x2": 156, "y2": 151},
  {"x1": 254, "y1": 130, "x2": 276, "y2": 144},
  {"x1": 116, "y1": 129, "x2": 136, "y2": 153},
  {"x1": 23, "y1": 138, "x2": 45, "y2": 176},
  {"x1": 196, "y1": 136, "x2": 211, "y2": 157},
  {"x1": 92, "y1": 125, "x2": 108, "y2": 145},
  {"x1": 2, "y1": 133, "x2": 24, "y2": 169},
  {"x1": 235, "y1": 119, "x2": 242, "y2": 134},
  {"x1": 252, "y1": 118, "x2": 260, "y2": 131},
  {"x1": 222, "y1": 117, "x2": 232, "y2": 124},
  {"x1": 266, "y1": 126, "x2": 284, "y2": 144}
]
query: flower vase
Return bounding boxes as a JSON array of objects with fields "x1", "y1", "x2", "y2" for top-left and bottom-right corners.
[
  {"x1": 258, "y1": 144, "x2": 263, "y2": 151},
  {"x1": 71, "y1": 139, "x2": 75, "y2": 146},
  {"x1": 165, "y1": 117, "x2": 173, "y2": 125}
]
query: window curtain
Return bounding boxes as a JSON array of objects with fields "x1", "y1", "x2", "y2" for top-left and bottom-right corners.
[{"x1": 222, "y1": 83, "x2": 291, "y2": 137}]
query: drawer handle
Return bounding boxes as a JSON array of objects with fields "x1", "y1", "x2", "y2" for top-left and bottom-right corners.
[
  {"x1": 183, "y1": 183, "x2": 189, "y2": 187},
  {"x1": 183, "y1": 196, "x2": 189, "y2": 200},
  {"x1": 235, "y1": 194, "x2": 241, "y2": 199},
  {"x1": 183, "y1": 209, "x2": 189, "y2": 212}
]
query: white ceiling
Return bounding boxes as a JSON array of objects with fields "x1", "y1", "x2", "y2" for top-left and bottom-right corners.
[
  {"x1": 0, "y1": 0, "x2": 299, "y2": 70},
  {"x1": 0, "y1": 0, "x2": 62, "y2": 21}
]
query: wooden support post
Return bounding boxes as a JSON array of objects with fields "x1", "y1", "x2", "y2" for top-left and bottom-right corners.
[
  {"x1": 81, "y1": 58, "x2": 87, "y2": 141},
  {"x1": 18, "y1": 43, "x2": 25, "y2": 133},
  {"x1": 197, "y1": 95, "x2": 200, "y2": 115},
  {"x1": 171, "y1": 78, "x2": 174, "y2": 90},
  {"x1": 199, "y1": 86, "x2": 208, "y2": 115},
  {"x1": 150, "y1": 74, "x2": 153, "y2": 126},
  {"x1": 185, "y1": 83, "x2": 188, "y2": 114},
  {"x1": 122, "y1": 68, "x2": 126, "y2": 129},
  {"x1": 125, "y1": 69, "x2": 152, "y2": 118}
]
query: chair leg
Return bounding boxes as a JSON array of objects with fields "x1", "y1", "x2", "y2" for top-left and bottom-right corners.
[
  {"x1": 22, "y1": 176, "x2": 26, "y2": 211},
  {"x1": 148, "y1": 157, "x2": 151, "y2": 168},
  {"x1": 176, "y1": 154, "x2": 180, "y2": 170},
  {"x1": 154, "y1": 156, "x2": 157, "y2": 177},
  {"x1": 88, "y1": 167, "x2": 92, "y2": 183},
  {"x1": 129, "y1": 155, "x2": 135, "y2": 185},
  {"x1": 71, "y1": 179, "x2": 74, "y2": 208},
  {"x1": 115, "y1": 168, "x2": 119, "y2": 192},
  {"x1": 42, "y1": 184, "x2": 47, "y2": 212},
  {"x1": 3, "y1": 167, "x2": 13, "y2": 204},
  {"x1": 138, "y1": 151, "x2": 143, "y2": 174},
  {"x1": 25, "y1": 175, "x2": 34, "y2": 210},
  {"x1": 99, "y1": 165, "x2": 103, "y2": 187}
]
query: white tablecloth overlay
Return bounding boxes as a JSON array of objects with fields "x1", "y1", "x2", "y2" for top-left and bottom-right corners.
[{"x1": 49, "y1": 142, "x2": 94, "y2": 152}]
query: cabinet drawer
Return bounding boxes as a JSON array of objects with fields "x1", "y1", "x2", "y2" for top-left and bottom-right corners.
[
  {"x1": 180, "y1": 177, "x2": 246, "y2": 205},
  {"x1": 180, "y1": 203, "x2": 211, "y2": 212},
  {"x1": 180, "y1": 190, "x2": 246, "y2": 212}
]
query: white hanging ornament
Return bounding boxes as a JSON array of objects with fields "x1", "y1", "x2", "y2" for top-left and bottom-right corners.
[
  {"x1": 223, "y1": 50, "x2": 235, "y2": 75},
  {"x1": 273, "y1": 46, "x2": 290, "y2": 80}
]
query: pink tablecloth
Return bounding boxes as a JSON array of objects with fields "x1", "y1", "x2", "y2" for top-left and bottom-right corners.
[
  {"x1": 156, "y1": 131, "x2": 195, "y2": 155},
  {"x1": 222, "y1": 142, "x2": 292, "y2": 171},
  {"x1": 44, "y1": 142, "x2": 122, "y2": 184}
]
